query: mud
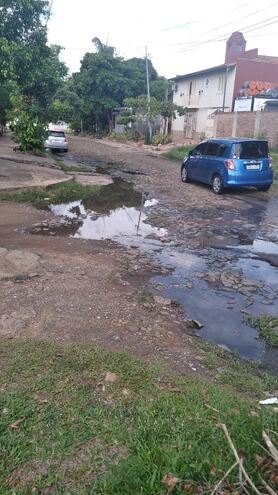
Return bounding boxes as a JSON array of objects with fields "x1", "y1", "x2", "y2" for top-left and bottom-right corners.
[{"x1": 1, "y1": 135, "x2": 277, "y2": 376}]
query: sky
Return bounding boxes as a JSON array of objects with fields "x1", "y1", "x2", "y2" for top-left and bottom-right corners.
[{"x1": 47, "y1": 0, "x2": 278, "y2": 78}]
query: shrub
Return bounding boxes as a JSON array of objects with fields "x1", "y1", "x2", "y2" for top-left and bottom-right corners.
[
  {"x1": 108, "y1": 130, "x2": 143, "y2": 142},
  {"x1": 151, "y1": 133, "x2": 172, "y2": 146},
  {"x1": 13, "y1": 111, "x2": 46, "y2": 152}
]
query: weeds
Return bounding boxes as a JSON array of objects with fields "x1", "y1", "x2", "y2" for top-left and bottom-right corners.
[
  {"x1": 0, "y1": 181, "x2": 101, "y2": 206},
  {"x1": 246, "y1": 314, "x2": 278, "y2": 347},
  {"x1": 195, "y1": 339, "x2": 278, "y2": 395},
  {"x1": 163, "y1": 145, "x2": 192, "y2": 161},
  {"x1": 0, "y1": 340, "x2": 277, "y2": 494}
]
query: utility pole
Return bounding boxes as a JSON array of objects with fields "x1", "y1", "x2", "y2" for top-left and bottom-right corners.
[{"x1": 145, "y1": 46, "x2": 152, "y2": 144}]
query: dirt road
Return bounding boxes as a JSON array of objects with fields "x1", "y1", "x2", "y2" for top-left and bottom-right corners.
[{"x1": 1, "y1": 135, "x2": 277, "y2": 375}]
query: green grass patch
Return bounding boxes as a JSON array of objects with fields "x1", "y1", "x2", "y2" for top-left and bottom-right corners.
[
  {"x1": 0, "y1": 181, "x2": 102, "y2": 207},
  {"x1": 245, "y1": 314, "x2": 278, "y2": 347},
  {"x1": 271, "y1": 152, "x2": 278, "y2": 184},
  {"x1": 0, "y1": 340, "x2": 277, "y2": 494},
  {"x1": 195, "y1": 340, "x2": 278, "y2": 395},
  {"x1": 163, "y1": 145, "x2": 192, "y2": 161}
]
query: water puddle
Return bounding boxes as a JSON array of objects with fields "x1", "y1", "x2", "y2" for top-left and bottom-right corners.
[
  {"x1": 227, "y1": 239, "x2": 278, "y2": 268},
  {"x1": 32, "y1": 169, "x2": 278, "y2": 373},
  {"x1": 42, "y1": 178, "x2": 167, "y2": 246},
  {"x1": 150, "y1": 246, "x2": 278, "y2": 374},
  {"x1": 229, "y1": 238, "x2": 278, "y2": 255}
]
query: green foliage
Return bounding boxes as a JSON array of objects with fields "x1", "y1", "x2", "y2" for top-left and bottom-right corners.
[
  {"x1": 152, "y1": 133, "x2": 172, "y2": 145},
  {"x1": 246, "y1": 314, "x2": 278, "y2": 347},
  {"x1": 272, "y1": 152, "x2": 278, "y2": 184},
  {"x1": 0, "y1": 340, "x2": 277, "y2": 493},
  {"x1": 0, "y1": 81, "x2": 13, "y2": 125},
  {"x1": 115, "y1": 109, "x2": 136, "y2": 126},
  {"x1": 12, "y1": 111, "x2": 46, "y2": 152},
  {"x1": 123, "y1": 95, "x2": 185, "y2": 120},
  {"x1": 0, "y1": 181, "x2": 101, "y2": 206},
  {"x1": 0, "y1": 0, "x2": 49, "y2": 43},
  {"x1": 108, "y1": 130, "x2": 143, "y2": 142},
  {"x1": 0, "y1": 0, "x2": 67, "y2": 148},
  {"x1": 55, "y1": 40, "x2": 162, "y2": 134},
  {"x1": 163, "y1": 145, "x2": 193, "y2": 161}
]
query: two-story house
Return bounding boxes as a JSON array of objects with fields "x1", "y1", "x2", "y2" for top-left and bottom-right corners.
[{"x1": 171, "y1": 31, "x2": 278, "y2": 141}]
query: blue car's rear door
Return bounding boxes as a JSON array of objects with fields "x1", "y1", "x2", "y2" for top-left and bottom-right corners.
[{"x1": 199, "y1": 142, "x2": 228, "y2": 183}]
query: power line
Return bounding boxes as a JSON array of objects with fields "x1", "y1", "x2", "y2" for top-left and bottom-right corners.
[
  {"x1": 176, "y1": 15, "x2": 278, "y2": 54},
  {"x1": 187, "y1": 1, "x2": 277, "y2": 42}
]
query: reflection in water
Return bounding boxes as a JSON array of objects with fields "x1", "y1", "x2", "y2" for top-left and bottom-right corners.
[
  {"x1": 83, "y1": 178, "x2": 142, "y2": 214},
  {"x1": 151, "y1": 246, "x2": 278, "y2": 374},
  {"x1": 229, "y1": 239, "x2": 278, "y2": 255},
  {"x1": 49, "y1": 198, "x2": 167, "y2": 245}
]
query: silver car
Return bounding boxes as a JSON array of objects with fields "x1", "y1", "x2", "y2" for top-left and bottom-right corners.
[{"x1": 44, "y1": 130, "x2": 68, "y2": 152}]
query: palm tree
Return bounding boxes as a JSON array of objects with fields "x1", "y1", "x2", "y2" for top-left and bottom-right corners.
[{"x1": 92, "y1": 37, "x2": 115, "y2": 56}]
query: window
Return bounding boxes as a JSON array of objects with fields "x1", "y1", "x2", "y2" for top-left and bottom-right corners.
[
  {"x1": 217, "y1": 144, "x2": 227, "y2": 157},
  {"x1": 236, "y1": 43, "x2": 243, "y2": 52},
  {"x1": 205, "y1": 78, "x2": 209, "y2": 87},
  {"x1": 206, "y1": 142, "x2": 220, "y2": 156},
  {"x1": 232, "y1": 141, "x2": 269, "y2": 159},
  {"x1": 218, "y1": 76, "x2": 225, "y2": 92},
  {"x1": 191, "y1": 142, "x2": 207, "y2": 156},
  {"x1": 49, "y1": 131, "x2": 65, "y2": 137},
  {"x1": 189, "y1": 81, "x2": 193, "y2": 95}
]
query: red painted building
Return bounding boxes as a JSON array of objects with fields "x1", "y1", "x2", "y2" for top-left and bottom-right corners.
[
  {"x1": 171, "y1": 32, "x2": 278, "y2": 140},
  {"x1": 225, "y1": 31, "x2": 278, "y2": 100}
]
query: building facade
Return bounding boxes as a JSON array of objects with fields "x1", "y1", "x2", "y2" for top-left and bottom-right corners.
[{"x1": 171, "y1": 32, "x2": 278, "y2": 141}]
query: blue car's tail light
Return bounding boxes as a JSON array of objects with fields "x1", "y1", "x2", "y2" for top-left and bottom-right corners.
[{"x1": 224, "y1": 159, "x2": 235, "y2": 170}]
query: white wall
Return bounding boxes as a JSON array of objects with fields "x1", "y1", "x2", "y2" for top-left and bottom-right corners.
[{"x1": 172, "y1": 67, "x2": 236, "y2": 136}]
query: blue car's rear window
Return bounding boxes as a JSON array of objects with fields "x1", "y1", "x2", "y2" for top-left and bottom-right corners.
[{"x1": 232, "y1": 141, "x2": 268, "y2": 159}]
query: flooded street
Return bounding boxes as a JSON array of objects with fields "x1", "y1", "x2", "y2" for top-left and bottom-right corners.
[
  {"x1": 39, "y1": 146, "x2": 278, "y2": 375},
  {"x1": 2, "y1": 136, "x2": 277, "y2": 377}
]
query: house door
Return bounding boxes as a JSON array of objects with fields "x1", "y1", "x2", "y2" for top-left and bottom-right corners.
[{"x1": 184, "y1": 111, "x2": 197, "y2": 138}]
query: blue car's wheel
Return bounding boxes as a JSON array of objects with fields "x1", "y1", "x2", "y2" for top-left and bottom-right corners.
[
  {"x1": 212, "y1": 174, "x2": 224, "y2": 194},
  {"x1": 181, "y1": 164, "x2": 190, "y2": 183},
  {"x1": 257, "y1": 185, "x2": 271, "y2": 192}
]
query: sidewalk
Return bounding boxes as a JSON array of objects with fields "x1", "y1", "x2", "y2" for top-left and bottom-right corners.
[{"x1": 0, "y1": 133, "x2": 71, "y2": 192}]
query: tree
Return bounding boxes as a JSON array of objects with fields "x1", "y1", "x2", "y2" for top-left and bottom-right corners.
[
  {"x1": 75, "y1": 47, "x2": 144, "y2": 132},
  {"x1": 123, "y1": 95, "x2": 185, "y2": 137},
  {"x1": 65, "y1": 39, "x2": 163, "y2": 133},
  {"x1": 0, "y1": 0, "x2": 67, "y2": 149},
  {"x1": 0, "y1": 0, "x2": 49, "y2": 42},
  {"x1": 92, "y1": 37, "x2": 115, "y2": 56}
]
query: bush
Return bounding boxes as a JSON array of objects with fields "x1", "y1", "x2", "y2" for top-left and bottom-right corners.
[
  {"x1": 108, "y1": 130, "x2": 143, "y2": 142},
  {"x1": 13, "y1": 111, "x2": 46, "y2": 152},
  {"x1": 151, "y1": 133, "x2": 172, "y2": 146}
]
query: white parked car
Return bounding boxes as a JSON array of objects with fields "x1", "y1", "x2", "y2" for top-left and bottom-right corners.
[{"x1": 44, "y1": 130, "x2": 68, "y2": 152}]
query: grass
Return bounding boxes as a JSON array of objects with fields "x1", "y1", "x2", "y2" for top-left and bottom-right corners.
[
  {"x1": 162, "y1": 146, "x2": 192, "y2": 161},
  {"x1": 0, "y1": 340, "x2": 277, "y2": 494},
  {"x1": 0, "y1": 181, "x2": 102, "y2": 207},
  {"x1": 271, "y1": 152, "x2": 278, "y2": 184},
  {"x1": 45, "y1": 151, "x2": 93, "y2": 173},
  {"x1": 245, "y1": 314, "x2": 278, "y2": 347},
  {"x1": 195, "y1": 340, "x2": 278, "y2": 394}
]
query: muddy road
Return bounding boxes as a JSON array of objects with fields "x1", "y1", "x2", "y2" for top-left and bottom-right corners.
[{"x1": 1, "y1": 135, "x2": 278, "y2": 375}]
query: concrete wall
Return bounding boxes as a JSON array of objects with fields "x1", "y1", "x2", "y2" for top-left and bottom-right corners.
[{"x1": 215, "y1": 111, "x2": 278, "y2": 148}]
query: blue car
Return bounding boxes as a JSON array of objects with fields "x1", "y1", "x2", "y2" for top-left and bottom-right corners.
[{"x1": 181, "y1": 138, "x2": 273, "y2": 194}]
